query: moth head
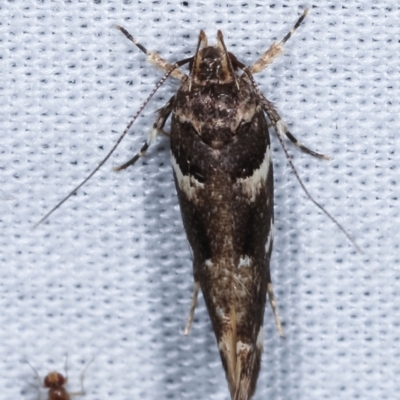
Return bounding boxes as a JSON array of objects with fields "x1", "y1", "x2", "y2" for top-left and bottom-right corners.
[{"x1": 189, "y1": 30, "x2": 239, "y2": 87}]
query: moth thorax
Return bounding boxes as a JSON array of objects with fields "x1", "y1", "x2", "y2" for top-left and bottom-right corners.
[
  {"x1": 193, "y1": 47, "x2": 236, "y2": 84},
  {"x1": 44, "y1": 372, "x2": 66, "y2": 388}
]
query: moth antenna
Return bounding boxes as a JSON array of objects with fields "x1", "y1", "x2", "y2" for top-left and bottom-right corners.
[
  {"x1": 240, "y1": 66, "x2": 361, "y2": 252},
  {"x1": 274, "y1": 126, "x2": 362, "y2": 254},
  {"x1": 113, "y1": 95, "x2": 175, "y2": 172},
  {"x1": 34, "y1": 64, "x2": 180, "y2": 228}
]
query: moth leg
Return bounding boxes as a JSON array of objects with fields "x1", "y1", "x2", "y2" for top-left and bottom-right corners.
[
  {"x1": 159, "y1": 129, "x2": 170, "y2": 137},
  {"x1": 117, "y1": 25, "x2": 187, "y2": 81},
  {"x1": 267, "y1": 282, "x2": 284, "y2": 338},
  {"x1": 184, "y1": 281, "x2": 200, "y2": 335},
  {"x1": 250, "y1": 9, "x2": 308, "y2": 74},
  {"x1": 260, "y1": 95, "x2": 329, "y2": 160},
  {"x1": 114, "y1": 96, "x2": 175, "y2": 171}
]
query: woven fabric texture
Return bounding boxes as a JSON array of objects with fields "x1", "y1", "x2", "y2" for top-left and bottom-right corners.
[{"x1": 1, "y1": 1, "x2": 399, "y2": 399}]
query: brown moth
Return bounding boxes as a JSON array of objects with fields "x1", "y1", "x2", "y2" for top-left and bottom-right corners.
[{"x1": 36, "y1": 8, "x2": 357, "y2": 399}]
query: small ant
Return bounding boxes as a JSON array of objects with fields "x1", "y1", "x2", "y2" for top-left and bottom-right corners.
[{"x1": 27, "y1": 356, "x2": 94, "y2": 400}]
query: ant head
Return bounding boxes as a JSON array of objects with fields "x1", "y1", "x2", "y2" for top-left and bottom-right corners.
[{"x1": 43, "y1": 372, "x2": 66, "y2": 389}]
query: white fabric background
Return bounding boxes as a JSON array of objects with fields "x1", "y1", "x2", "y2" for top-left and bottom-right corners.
[{"x1": 1, "y1": 1, "x2": 398, "y2": 399}]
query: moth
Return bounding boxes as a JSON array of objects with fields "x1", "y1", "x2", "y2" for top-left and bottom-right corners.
[{"x1": 36, "y1": 8, "x2": 357, "y2": 400}]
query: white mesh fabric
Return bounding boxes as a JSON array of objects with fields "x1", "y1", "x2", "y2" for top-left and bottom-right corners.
[{"x1": 1, "y1": 1, "x2": 399, "y2": 399}]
